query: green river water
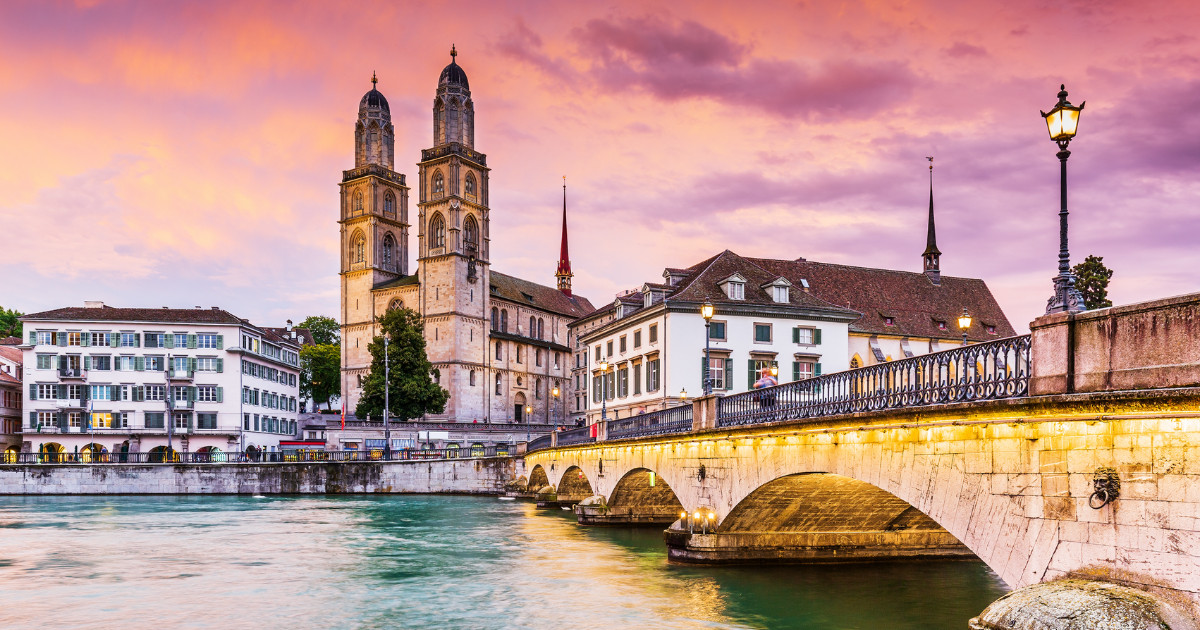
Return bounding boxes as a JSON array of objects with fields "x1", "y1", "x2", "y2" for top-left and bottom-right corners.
[{"x1": 0, "y1": 495, "x2": 1007, "y2": 629}]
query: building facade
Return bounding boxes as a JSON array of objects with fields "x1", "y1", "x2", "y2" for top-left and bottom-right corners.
[
  {"x1": 572, "y1": 250, "x2": 861, "y2": 424},
  {"x1": 0, "y1": 344, "x2": 23, "y2": 457},
  {"x1": 19, "y1": 303, "x2": 300, "y2": 459},
  {"x1": 339, "y1": 48, "x2": 594, "y2": 425}
]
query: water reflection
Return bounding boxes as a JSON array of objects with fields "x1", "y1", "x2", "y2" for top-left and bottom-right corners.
[{"x1": 0, "y1": 496, "x2": 1005, "y2": 629}]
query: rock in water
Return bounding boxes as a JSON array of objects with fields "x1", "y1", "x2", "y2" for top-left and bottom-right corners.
[{"x1": 969, "y1": 579, "x2": 1197, "y2": 630}]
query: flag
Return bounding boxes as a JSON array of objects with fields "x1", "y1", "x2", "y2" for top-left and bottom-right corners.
[
  {"x1": 341, "y1": 400, "x2": 345, "y2": 430},
  {"x1": 86, "y1": 395, "x2": 93, "y2": 433}
]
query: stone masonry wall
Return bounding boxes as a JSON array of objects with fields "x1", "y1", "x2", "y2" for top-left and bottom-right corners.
[{"x1": 0, "y1": 457, "x2": 516, "y2": 495}]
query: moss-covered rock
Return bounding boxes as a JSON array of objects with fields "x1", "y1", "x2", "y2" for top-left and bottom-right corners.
[{"x1": 970, "y1": 580, "x2": 1197, "y2": 630}]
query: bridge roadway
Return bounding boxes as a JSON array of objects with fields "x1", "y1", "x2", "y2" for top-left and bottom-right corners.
[{"x1": 519, "y1": 293, "x2": 1200, "y2": 621}]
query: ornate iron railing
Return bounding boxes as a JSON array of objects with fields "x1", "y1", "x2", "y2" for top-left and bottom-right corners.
[
  {"x1": 607, "y1": 404, "x2": 694, "y2": 440},
  {"x1": 556, "y1": 426, "x2": 595, "y2": 447},
  {"x1": 526, "y1": 435, "x2": 553, "y2": 453},
  {"x1": 717, "y1": 335, "x2": 1031, "y2": 427}
]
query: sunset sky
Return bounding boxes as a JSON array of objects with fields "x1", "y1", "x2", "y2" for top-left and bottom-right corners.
[{"x1": 2, "y1": 0, "x2": 1199, "y2": 331}]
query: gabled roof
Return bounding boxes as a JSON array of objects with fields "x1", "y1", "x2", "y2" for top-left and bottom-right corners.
[
  {"x1": 22, "y1": 305, "x2": 245, "y2": 325},
  {"x1": 746, "y1": 257, "x2": 1016, "y2": 341},
  {"x1": 490, "y1": 271, "x2": 595, "y2": 318},
  {"x1": 0, "y1": 346, "x2": 21, "y2": 364},
  {"x1": 667, "y1": 250, "x2": 858, "y2": 316}
]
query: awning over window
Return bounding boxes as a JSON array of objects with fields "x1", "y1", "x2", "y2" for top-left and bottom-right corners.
[{"x1": 900, "y1": 338, "x2": 915, "y2": 358}]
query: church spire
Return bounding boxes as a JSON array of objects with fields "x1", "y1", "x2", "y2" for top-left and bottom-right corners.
[
  {"x1": 556, "y1": 176, "x2": 573, "y2": 296},
  {"x1": 923, "y1": 157, "x2": 942, "y2": 285}
]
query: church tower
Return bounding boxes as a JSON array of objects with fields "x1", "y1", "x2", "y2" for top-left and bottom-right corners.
[
  {"x1": 415, "y1": 46, "x2": 491, "y2": 420},
  {"x1": 340, "y1": 75, "x2": 411, "y2": 407},
  {"x1": 556, "y1": 177, "x2": 573, "y2": 296}
]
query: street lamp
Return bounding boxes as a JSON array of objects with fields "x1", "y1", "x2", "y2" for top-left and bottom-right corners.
[
  {"x1": 700, "y1": 299, "x2": 715, "y2": 395},
  {"x1": 384, "y1": 334, "x2": 391, "y2": 460},
  {"x1": 958, "y1": 307, "x2": 972, "y2": 346},
  {"x1": 525, "y1": 405, "x2": 532, "y2": 424},
  {"x1": 1041, "y1": 84, "x2": 1087, "y2": 314},
  {"x1": 680, "y1": 388, "x2": 688, "y2": 404},
  {"x1": 769, "y1": 364, "x2": 778, "y2": 378},
  {"x1": 552, "y1": 385, "x2": 560, "y2": 427},
  {"x1": 599, "y1": 357, "x2": 610, "y2": 421}
]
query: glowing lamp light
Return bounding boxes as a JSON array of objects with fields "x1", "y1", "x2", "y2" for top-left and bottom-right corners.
[
  {"x1": 769, "y1": 365, "x2": 779, "y2": 377},
  {"x1": 1042, "y1": 85, "x2": 1084, "y2": 143},
  {"x1": 680, "y1": 388, "x2": 688, "y2": 403},
  {"x1": 600, "y1": 358, "x2": 609, "y2": 373},
  {"x1": 552, "y1": 385, "x2": 560, "y2": 398},
  {"x1": 700, "y1": 299, "x2": 715, "y2": 321},
  {"x1": 707, "y1": 512, "x2": 715, "y2": 520},
  {"x1": 693, "y1": 512, "x2": 701, "y2": 520},
  {"x1": 958, "y1": 307, "x2": 972, "y2": 331}
]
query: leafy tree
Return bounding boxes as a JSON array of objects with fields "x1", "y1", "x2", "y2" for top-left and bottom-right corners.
[
  {"x1": 355, "y1": 307, "x2": 448, "y2": 421},
  {"x1": 300, "y1": 343, "x2": 342, "y2": 410},
  {"x1": 1072, "y1": 255, "x2": 1114, "y2": 310},
  {"x1": 0, "y1": 307, "x2": 22, "y2": 339},
  {"x1": 298, "y1": 315, "x2": 340, "y2": 346}
]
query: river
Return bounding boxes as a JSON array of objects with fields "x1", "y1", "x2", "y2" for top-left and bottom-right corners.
[{"x1": 0, "y1": 495, "x2": 1006, "y2": 629}]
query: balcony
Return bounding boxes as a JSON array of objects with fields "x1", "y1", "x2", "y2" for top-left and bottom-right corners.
[
  {"x1": 166, "y1": 368, "x2": 194, "y2": 382},
  {"x1": 58, "y1": 368, "x2": 87, "y2": 381}
]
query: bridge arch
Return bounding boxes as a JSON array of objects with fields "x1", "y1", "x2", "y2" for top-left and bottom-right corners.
[
  {"x1": 556, "y1": 466, "x2": 594, "y2": 502},
  {"x1": 675, "y1": 472, "x2": 974, "y2": 563},
  {"x1": 527, "y1": 464, "x2": 549, "y2": 492}
]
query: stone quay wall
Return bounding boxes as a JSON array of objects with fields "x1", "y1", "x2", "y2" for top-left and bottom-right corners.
[{"x1": 0, "y1": 457, "x2": 519, "y2": 495}]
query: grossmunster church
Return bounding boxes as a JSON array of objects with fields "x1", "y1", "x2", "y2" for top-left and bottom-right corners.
[{"x1": 339, "y1": 48, "x2": 594, "y2": 424}]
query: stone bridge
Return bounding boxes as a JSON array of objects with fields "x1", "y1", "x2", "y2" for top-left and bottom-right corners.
[{"x1": 521, "y1": 294, "x2": 1200, "y2": 624}]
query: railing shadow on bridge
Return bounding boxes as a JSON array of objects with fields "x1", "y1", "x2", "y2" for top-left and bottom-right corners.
[{"x1": 527, "y1": 335, "x2": 1031, "y2": 454}]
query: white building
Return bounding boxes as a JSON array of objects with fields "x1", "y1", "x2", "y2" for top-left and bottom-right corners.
[
  {"x1": 18, "y1": 302, "x2": 300, "y2": 460},
  {"x1": 571, "y1": 250, "x2": 860, "y2": 423},
  {"x1": 0, "y1": 344, "x2": 22, "y2": 457}
]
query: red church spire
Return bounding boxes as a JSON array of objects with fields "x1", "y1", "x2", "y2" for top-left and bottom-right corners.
[{"x1": 555, "y1": 176, "x2": 573, "y2": 296}]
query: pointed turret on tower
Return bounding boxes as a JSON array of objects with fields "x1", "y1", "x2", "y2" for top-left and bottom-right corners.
[
  {"x1": 923, "y1": 156, "x2": 942, "y2": 286},
  {"x1": 556, "y1": 176, "x2": 574, "y2": 296}
]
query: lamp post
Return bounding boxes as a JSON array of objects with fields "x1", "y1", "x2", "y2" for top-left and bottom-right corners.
[
  {"x1": 383, "y1": 334, "x2": 391, "y2": 461},
  {"x1": 700, "y1": 300, "x2": 715, "y2": 395},
  {"x1": 552, "y1": 385, "x2": 560, "y2": 428},
  {"x1": 600, "y1": 357, "x2": 609, "y2": 421},
  {"x1": 958, "y1": 307, "x2": 972, "y2": 346},
  {"x1": 1041, "y1": 84, "x2": 1087, "y2": 314},
  {"x1": 525, "y1": 405, "x2": 532, "y2": 424},
  {"x1": 680, "y1": 388, "x2": 687, "y2": 404}
]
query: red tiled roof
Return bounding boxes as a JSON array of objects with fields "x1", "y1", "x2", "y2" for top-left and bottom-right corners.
[
  {"x1": 0, "y1": 346, "x2": 21, "y2": 363},
  {"x1": 0, "y1": 371, "x2": 19, "y2": 385},
  {"x1": 261, "y1": 327, "x2": 315, "y2": 348},
  {"x1": 747, "y1": 257, "x2": 1016, "y2": 341},
  {"x1": 22, "y1": 306, "x2": 245, "y2": 325},
  {"x1": 0, "y1": 336, "x2": 21, "y2": 345},
  {"x1": 667, "y1": 250, "x2": 859, "y2": 316},
  {"x1": 490, "y1": 271, "x2": 595, "y2": 318}
]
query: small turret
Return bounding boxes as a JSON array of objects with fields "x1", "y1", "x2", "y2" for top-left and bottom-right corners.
[{"x1": 923, "y1": 157, "x2": 942, "y2": 285}]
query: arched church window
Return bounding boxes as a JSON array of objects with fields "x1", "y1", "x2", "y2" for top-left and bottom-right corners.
[
  {"x1": 465, "y1": 173, "x2": 476, "y2": 200},
  {"x1": 495, "y1": 341, "x2": 502, "y2": 361},
  {"x1": 463, "y1": 215, "x2": 479, "y2": 255},
  {"x1": 470, "y1": 370, "x2": 476, "y2": 386},
  {"x1": 494, "y1": 373, "x2": 502, "y2": 395},
  {"x1": 429, "y1": 213, "x2": 446, "y2": 249},
  {"x1": 516, "y1": 376, "x2": 523, "y2": 387},
  {"x1": 388, "y1": 298, "x2": 403, "y2": 311},
  {"x1": 529, "y1": 316, "x2": 536, "y2": 337},
  {"x1": 537, "y1": 318, "x2": 544, "y2": 340},
  {"x1": 490, "y1": 307, "x2": 498, "y2": 331},
  {"x1": 382, "y1": 233, "x2": 394, "y2": 266},
  {"x1": 432, "y1": 171, "x2": 445, "y2": 198},
  {"x1": 384, "y1": 190, "x2": 395, "y2": 214},
  {"x1": 501, "y1": 310, "x2": 508, "y2": 332},
  {"x1": 353, "y1": 190, "x2": 364, "y2": 215},
  {"x1": 535, "y1": 378, "x2": 542, "y2": 399},
  {"x1": 353, "y1": 233, "x2": 365, "y2": 263}
]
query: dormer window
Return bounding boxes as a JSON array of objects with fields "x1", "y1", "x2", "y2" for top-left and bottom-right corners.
[
  {"x1": 936, "y1": 321, "x2": 947, "y2": 331},
  {"x1": 762, "y1": 277, "x2": 791, "y2": 303},
  {"x1": 884, "y1": 317, "x2": 895, "y2": 326},
  {"x1": 719, "y1": 273, "x2": 748, "y2": 301},
  {"x1": 773, "y1": 286, "x2": 788, "y2": 303}
]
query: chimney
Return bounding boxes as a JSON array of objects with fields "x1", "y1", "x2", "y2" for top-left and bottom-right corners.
[{"x1": 286, "y1": 319, "x2": 293, "y2": 332}]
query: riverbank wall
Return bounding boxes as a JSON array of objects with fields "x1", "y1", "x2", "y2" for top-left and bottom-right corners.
[{"x1": 0, "y1": 457, "x2": 521, "y2": 495}]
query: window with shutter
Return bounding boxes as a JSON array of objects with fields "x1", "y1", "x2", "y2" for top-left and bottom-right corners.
[{"x1": 814, "y1": 329, "x2": 822, "y2": 345}]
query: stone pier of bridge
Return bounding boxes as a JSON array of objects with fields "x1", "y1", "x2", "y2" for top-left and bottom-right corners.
[{"x1": 519, "y1": 293, "x2": 1200, "y2": 624}]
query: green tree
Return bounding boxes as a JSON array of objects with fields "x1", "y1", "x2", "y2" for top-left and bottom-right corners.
[
  {"x1": 300, "y1": 343, "x2": 342, "y2": 410},
  {"x1": 1072, "y1": 254, "x2": 1114, "y2": 310},
  {"x1": 355, "y1": 307, "x2": 448, "y2": 421},
  {"x1": 0, "y1": 307, "x2": 22, "y2": 339},
  {"x1": 298, "y1": 315, "x2": 340, "y2": 346}
]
